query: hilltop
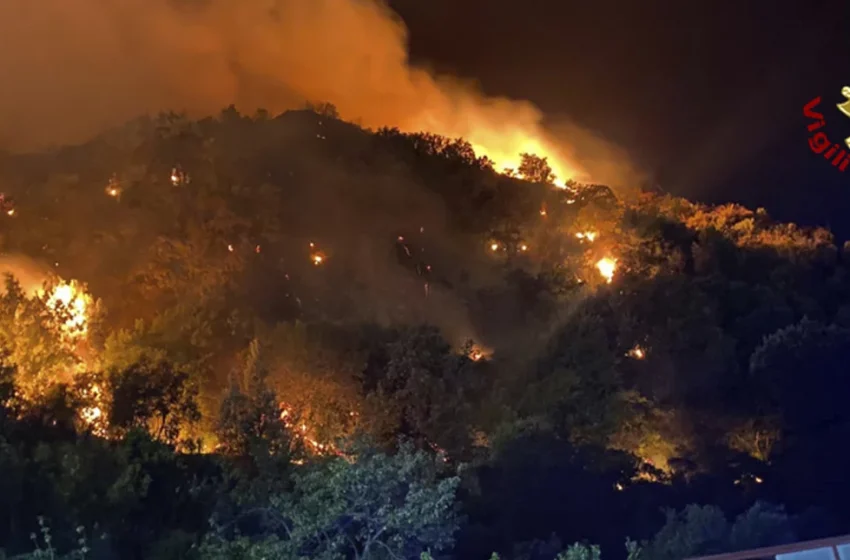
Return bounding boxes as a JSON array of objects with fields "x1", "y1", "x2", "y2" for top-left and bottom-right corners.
[{"x1": 0, "y1": 106, "x2": 847, "y2": 560}]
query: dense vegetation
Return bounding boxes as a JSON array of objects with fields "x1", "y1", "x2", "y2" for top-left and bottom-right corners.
[{"x1": 0, "y1": 104, "x2": 847, "y2": 559}]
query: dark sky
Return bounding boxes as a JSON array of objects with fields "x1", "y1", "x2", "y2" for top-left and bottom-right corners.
[{"x1": 390, "y1": 0, "x2": 850, "y2": 239}]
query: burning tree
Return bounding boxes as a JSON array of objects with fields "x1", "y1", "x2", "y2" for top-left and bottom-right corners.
[{"x1": 0, "y1": 275, "x2": 96, "y2": 399}]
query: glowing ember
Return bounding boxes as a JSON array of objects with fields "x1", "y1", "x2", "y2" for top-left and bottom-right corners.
[
  {"x1": 6, "y1": 208, "x2": 14, "y2": 216},
  {"x1": 227, "y1": 244, "x2": 234, "y2": 252},
  {"x1": 467, "y1": 344, "x2": 491, "y2": 362},
  {"x1": 311, "y1": 253, "x2": 325, "y2": 266},
  {"x1": 170, "y1": 168, "x2": 180, "y2": 186},
  {"x1": 627, "y1": 345, "x2": 646, "y2": 359},
  {"x1": 539, "y1": 207, "x2": 547, "y2": 216},
  {"x1": 106, "y1": 187, "x2": 120, "y2": 197},
  {"x1": 596, "y1": 258, "x2": 617, "y2": 284},
  {"x1": 575, "y1": 231, "x2": 598, "y2": 242},
  {"x1": 519, "y1": 243, "x2": 529, "y2": 252},
  {"x1": 489, "y1": 242, "x2": 499, "y2": 252}
]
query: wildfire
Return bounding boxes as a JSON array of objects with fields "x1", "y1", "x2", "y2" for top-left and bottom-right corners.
[
  {"x1": 42, "y1": 281, "x2": 91, "y2": 338},
  {"x1": 105, "y1": 176, "x2": 121, "y2": 198},
  {"x1": 81, "y1": 383, "x2": 104, "y2": 425},
  {"x1": 0, "y1": 193, "x2": 16, "y2": 217},
  {"x1": 489, "y1": 242, "x2": 500, "y2": 252},
  {"x1": 627, "y1": 345, "x2": 646, "y2": 359},
  {"x1": 467, "y1": 343, "x2": 492, "y2": 362},
  {"x1": 596, "y1": 258, "x2": 617, "y2": 284},
  {"x1": 308, "y1": 242, "x2": 326, "y2": 265},
  {"x1": 82, "y1": 404, "x2": 102, "y2": 423},
  {"x1": 519, "y1": 243, "x2": 529, "y2": 252},
  {"x1": 467, "y1": 136, "x2": 578, "y2": 188},
  {"x1": 576, "y1": 231, "x2": 598, "y2": 242},
  {"x1": 279, "y1": 403, "x2": 348, "y2": 456}
]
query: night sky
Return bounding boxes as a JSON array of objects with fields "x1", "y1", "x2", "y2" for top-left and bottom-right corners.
[{"x1": 390, "y1": 0, "x2": 850, "y2": 238}]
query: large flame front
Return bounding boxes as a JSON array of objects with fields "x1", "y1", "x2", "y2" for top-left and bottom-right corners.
[
  {"x1": 41, "y1": 281, "x2": 91, "y2": 338},
  {"x1": 596, "y1": 258, "x2": 617, "y2": 284},
  {"x1": 470, "y1": 139, "x2": 574, "y2": 188}
]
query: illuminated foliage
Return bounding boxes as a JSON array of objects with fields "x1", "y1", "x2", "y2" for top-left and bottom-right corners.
[
  {"x1": 360, "y1": 325, "x2": 483, "y2": 457},
  {"x1": 0, "y1": 276, "x2": 83, "y2": 398},
  {"x1": 518, "y1": 153, "x2": 557, "y2": 184},
  {"x1": 261, "y1": 322, "x2": 363, "y2": 447},
  {"x1": 216, "y1": 340, "x2": 298, "y2": 460},
  {"x1": 106, "y1": 359, "x2": 201, "y2": 445}
]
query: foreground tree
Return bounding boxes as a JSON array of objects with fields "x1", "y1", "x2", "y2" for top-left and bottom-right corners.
[
  {"x1": 201, "y1": 441, "x2": 461, "y2": 560},
  {"x1": 107, "y1": 358, "x2": 201, "y2": 445},
  {"x1": 635, "y1": 502, "x2": 796, "y2": 560},
  {"x1": 518, "y1": 153, "x2": 556, "y2": 184}
]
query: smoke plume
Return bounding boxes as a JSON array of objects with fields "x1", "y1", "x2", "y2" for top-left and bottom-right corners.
[
  {"x1": 0, "y1": 254, "x2": 52, "y2": 295},
  {"x1": 0, "y1": 0, "x2": 641, "y2": 186}
]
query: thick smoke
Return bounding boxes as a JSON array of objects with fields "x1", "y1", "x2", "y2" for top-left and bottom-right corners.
[{"x1": 0, "y1": 0, "x2": 640, "y2": 186}]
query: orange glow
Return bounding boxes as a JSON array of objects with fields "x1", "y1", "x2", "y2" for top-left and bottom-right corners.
[
  {"x1": 278, "y1": 403, "x2": 347, "y2": 457},
  {"x1": 468, "y1": 136, "x2": 578, "y2": 188},
  {"x1": 311, "y1": 253, "x2": 325, "y2": 265},
  {"x1": 467, "y1": 344, "x2": 492, "y2": 362}
]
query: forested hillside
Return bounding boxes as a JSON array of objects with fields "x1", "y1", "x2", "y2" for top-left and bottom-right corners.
[{"x1": 0, "y1": 105, "x2": 847, "y2": 560}]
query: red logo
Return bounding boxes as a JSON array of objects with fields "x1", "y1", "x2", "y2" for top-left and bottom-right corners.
[{"x1": 804, "y1": 90, "x2": 850, "y2": 172}]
